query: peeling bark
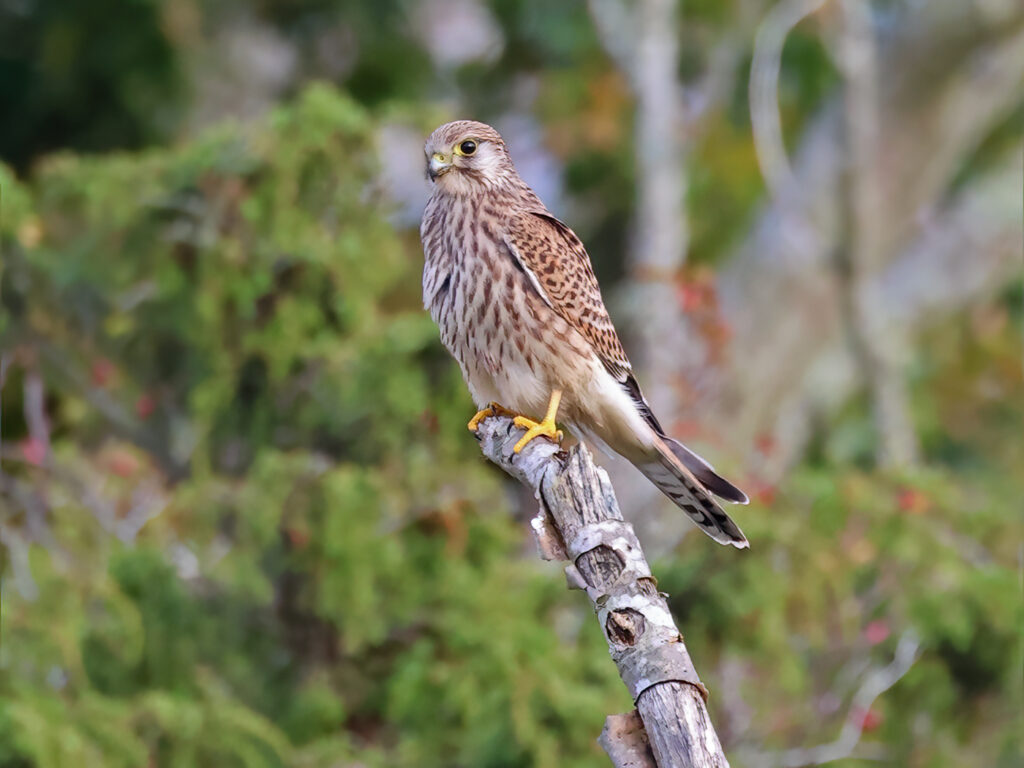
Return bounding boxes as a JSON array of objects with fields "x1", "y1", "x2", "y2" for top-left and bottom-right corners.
[{"x1": 600, "y1": 711, "x2": 658, "y2": 768}]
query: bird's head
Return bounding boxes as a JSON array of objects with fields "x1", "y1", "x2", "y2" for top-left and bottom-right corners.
[{"x1": 424, "y1": 120, "x2": 517, "y2": 195}]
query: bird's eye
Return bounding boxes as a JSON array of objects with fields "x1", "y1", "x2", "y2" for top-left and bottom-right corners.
[{"x1": 457, "y1": 140, "x2": 477, "y2": 156}]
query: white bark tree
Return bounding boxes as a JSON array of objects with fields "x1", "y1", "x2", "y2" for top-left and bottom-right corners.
[
  {"x1": 589, "y1": 0, "x2": 691, "y2": 422},
  {"x1": 732, "y1": 1, "x2": 1024, "y2": 476}
]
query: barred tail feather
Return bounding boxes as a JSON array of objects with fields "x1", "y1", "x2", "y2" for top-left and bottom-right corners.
[
  {"x1": 663, "y1": 437, "x2": 749, "y2": 505},
  {"x1": 638, "y1": 436, "x2": 749, "y2": 548}
]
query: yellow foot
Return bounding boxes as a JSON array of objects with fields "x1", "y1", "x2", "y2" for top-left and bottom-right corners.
[
  {"x1": 468, "y1": 402, "x2": 520, "y2": 432},
  {"x1": 512, "y1": 389, "x2": 564, "y2": 453},
  {"x1": 512, "y1": 416, "x2": 563, "y2": 453}
]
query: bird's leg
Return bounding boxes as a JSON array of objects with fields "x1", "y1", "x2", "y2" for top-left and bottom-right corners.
[
  {"x1": 467, "y1": 402, "x2": 520, "y2": 432},
  {"x1": 512, "y1": 389, "x2": 564, "y2": 453}
]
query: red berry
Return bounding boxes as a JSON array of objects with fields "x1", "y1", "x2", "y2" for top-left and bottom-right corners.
[
  {"x1": 19, "y1": 437, "x2": 46, "y2": 466},
  {"x1": 135, "y1": 394, "x2": 156, "y2": 420},
  {"x1": 864, "y1": 620, "x2": 890, "y2": 645},
  {"x1": 896, "y1": 488, "x2": 928, "y2": 515},
  {"x1": 91, "y1": 358, "x2": 116, "y2": 387},
  {"x1": 856, "y1": 707, "x2": 883, "y2": 732},
  {"x1": 108, "y1": 449, "x2": 140, "y2": 478}
]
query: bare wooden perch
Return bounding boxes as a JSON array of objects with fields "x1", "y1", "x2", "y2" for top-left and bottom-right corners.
[{"x1": 474, "y1": 415, "x2": 730, "y2": 768}]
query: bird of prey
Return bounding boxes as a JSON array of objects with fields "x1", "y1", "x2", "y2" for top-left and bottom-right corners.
[{"x1": 420, "y1": 120, "x2": 749, "y2": 548}]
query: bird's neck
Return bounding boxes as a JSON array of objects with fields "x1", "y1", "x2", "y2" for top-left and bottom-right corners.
[{"x1": 430, "y1": 173, "x2": 534, "y2": 207}]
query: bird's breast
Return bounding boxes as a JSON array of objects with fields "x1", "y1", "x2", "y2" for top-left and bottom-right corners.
[{"x1": 421, "y1": 198, "x2": 594, "y2": 415}]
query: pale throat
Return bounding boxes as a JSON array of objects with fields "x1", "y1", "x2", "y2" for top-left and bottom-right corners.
[{"x1": 436, "y1": 169, "x2": 524, "y2": 202}]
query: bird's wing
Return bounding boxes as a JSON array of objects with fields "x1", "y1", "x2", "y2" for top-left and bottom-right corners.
[
  {"x1": 504, "y1": 209, "x2": 630, "y2": 374},
  {"x1": 504, "y1": 209, "x2": 662, "y2": 429},
  {"x1": 506, "y1": 209, "x2": 749, "y2": 509}
]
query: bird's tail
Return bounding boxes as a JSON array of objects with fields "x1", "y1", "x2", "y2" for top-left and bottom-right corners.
[{"x1": 637, "y1": 435, "x2": 749, "y2": 548}]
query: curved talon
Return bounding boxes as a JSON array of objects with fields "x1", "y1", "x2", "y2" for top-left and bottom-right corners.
[
  {"x1": 467, "y1": 407, "x2": 491, "y2": 433},
  {"x1": 511, "y1": 389, "x2": 564, "y2": 453},
  {"x1": 468, "y1": 402, "x2": 519, "y2": 432},
  {"x1": 512, "y1": 417, "x2": 562, "y2": 453}
]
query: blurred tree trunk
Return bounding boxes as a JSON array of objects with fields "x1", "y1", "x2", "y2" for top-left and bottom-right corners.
[
  {"x1": 587, "y1": 0, "x2": 695, "y2": 541},
  {"x1": 589, "y1": 0, "x2": 691, "y2": 422},
  {"x1": 751, "y1": 154, "x2": 1022, "y2": 481},
  {"x1": 719, "y1": 3, "x2": 1024, "y2": 477},
  {"x1": 631, "y1": 0, "x2": 691, "y2": 421},
  {"x1": 836, "y1": 0, "x2": 919, "y2": 468}
]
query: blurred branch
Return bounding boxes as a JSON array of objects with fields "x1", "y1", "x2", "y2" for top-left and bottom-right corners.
[
  {"x1": 628, "y1": 0, "x2": 692, "y2": 419},
  {"x1": 750, "y1": 0, "x2": 830, "y2": 197},
  {"x1": 0, "y1": 352, "x2": 7, "y2": 467},
  {"x1": 587, "y1": 0, "x2": 638, "y2": 84},
  {"x1": 23, "y1": 365, "x2": 51, "y2": 461},
  {"x1": 474, "y1": 415, "x2": 731, "y2": 768},
  {"x1": 0, "y1": 523, "x2": 38, "y2": 601},
  {"x1": 685, "y1": 20, "x2": 753, "y2": 137},
  {"x1": 746, "y1": 632, "x2": 921, "y2": 768},
  {"x1": 836, "y1": 0, "x2": 919, "y2": 467},
  {"x1": 0, "y1": 466, "x2": 65, "y2": 565}
]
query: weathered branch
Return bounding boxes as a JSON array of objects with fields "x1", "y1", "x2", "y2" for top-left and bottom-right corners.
[
  {"x1": 599, "y1": 712, "x2": 658, "y2": 768},
  {"x1": 475, "y1": 415, "x2": 730, "y2": 768}
]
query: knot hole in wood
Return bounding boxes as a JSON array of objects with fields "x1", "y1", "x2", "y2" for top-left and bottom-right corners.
[
  {"x1": 575, "y1": 544, "x2": 624, "y2": 590},
  {"x1": 606, "y1": 608, "x2": 647, "y2": 647}
]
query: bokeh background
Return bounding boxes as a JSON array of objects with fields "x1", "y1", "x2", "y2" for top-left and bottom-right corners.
[{"x1": 1, "y1": 1, "x2": 1021, "y2": 766}]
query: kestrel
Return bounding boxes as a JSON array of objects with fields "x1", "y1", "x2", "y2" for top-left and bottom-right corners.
[{"x1": 420, "y1": 121, "x2": 749, "y2": 547}]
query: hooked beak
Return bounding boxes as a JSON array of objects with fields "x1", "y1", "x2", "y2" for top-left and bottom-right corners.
[{"x1": 428, "y1": 152, "x2": 452, "y2": 181}]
